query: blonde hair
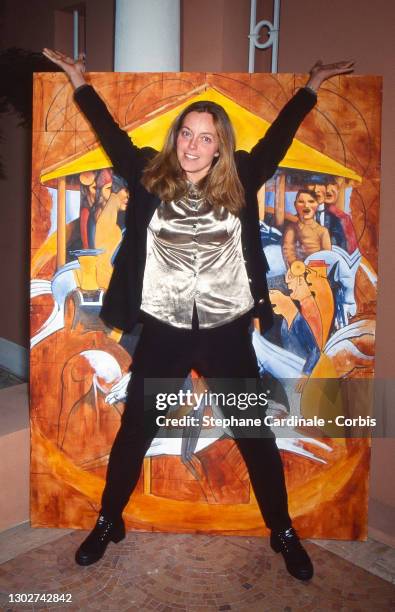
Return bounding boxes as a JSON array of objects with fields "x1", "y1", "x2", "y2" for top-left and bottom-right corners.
[{"x1": 141, "y1": 101, "x2": 245, "y2": 215}]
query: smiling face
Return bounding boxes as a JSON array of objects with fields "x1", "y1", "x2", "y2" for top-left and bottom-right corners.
[
  {"x1": 295, "y1": 191, "x2": 319, "y2": 222},
  {"x1": 176, "y1": 111, "x2": 219, "y2": 183}
]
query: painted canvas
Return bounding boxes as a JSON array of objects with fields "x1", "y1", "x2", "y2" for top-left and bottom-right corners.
[{"x1": 30, "y1": 72, "x2": 381, "y2": 538}]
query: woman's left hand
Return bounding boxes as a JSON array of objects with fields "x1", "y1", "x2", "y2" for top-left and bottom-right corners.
[{"x1": 306, "y1": 59, "x2": 355, "y2": 92}]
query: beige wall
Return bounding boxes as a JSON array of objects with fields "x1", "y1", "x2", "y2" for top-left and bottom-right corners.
[
  {"x1": 0, "y1": 384, "x2": 30, "y2": 530},
  {"x1": 181, "y1": 0, "x2": 273, "y2": 72},
  {"x1": 276, "y1": 0, "x2": 395, "y2": 545}
]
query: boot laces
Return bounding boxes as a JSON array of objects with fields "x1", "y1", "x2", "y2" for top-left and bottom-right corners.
[
  {"x1": 277, "y1": 528, "x2": 301, "y2": 553},
  {"x1": 96, "y1": 515, "x2": 114, "y2": 540}
]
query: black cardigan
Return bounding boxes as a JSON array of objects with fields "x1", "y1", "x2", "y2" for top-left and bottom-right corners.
[{"x1": 74, "y1": 85, "x2": 316, "y2": 333}]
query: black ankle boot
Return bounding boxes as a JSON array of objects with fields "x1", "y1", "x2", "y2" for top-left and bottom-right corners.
[
  {"x1": 270, "y1": 527, "x2": 314, "y2": 581},
  {"x1": 75, "y1": 515, "x2": 126, "y2": 566}
]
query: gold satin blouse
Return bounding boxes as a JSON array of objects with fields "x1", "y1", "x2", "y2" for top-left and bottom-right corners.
[{"x1": 140, "y1": 186, "x2": 254, "y2": 328}]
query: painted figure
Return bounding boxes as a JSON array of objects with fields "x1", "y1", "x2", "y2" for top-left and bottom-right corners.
[
  {"x1": 95, "y1": 176, "x2": 129, "y2": 288},
  {"x1": 79, "y1": 171, "x2": 96, "y2": 249},
  {"x1": 307, "y1": 179, "x2": 350, "y2": 252},
  {"x1": 88, "y1": 168, "x2": 113, "y2": 248},
  {"x1": 285, "y1": 261, "x2": 324, "y2": 349},
  {"x1": 282, "y1": 189, "x2": 332, "y2": 265},
  {"x1": 324, "y1": 179, "x2": 358, "y2": 254},
  {"x1": 269, "y1": 288, "x2": 320, "y2": 384}
]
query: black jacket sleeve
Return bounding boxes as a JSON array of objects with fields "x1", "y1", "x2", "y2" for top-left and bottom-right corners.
[
  {"x1": 248, "y1": 87, "x2": 317, "y2": 187},
  {"x1": 73, "y1": 84, "x2": 156, "y2": 186}
]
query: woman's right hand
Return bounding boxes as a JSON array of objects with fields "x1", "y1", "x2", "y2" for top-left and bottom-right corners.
[{"x1": 42, "y1": 48, "x2": 87, "y2": 89}]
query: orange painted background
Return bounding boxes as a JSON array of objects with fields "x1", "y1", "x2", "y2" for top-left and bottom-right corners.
[{"x1": 30, "y1": 72, "x2": 381, "y2": 538}]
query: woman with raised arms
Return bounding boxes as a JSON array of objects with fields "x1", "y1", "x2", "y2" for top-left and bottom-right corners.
[{"x1": 43, "y1": 48, "x2": 353, "y2": 581}]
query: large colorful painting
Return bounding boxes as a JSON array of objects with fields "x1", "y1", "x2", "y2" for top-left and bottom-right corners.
[{"x1": 30, "y1": 72, "x2": 381, "y2": 539}]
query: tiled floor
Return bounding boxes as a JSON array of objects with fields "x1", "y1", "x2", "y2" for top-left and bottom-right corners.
[
  {"x1": 1, "y1": 369, "x2": 394, "y2": 609},
  {"x1": 0, "y1": 524, "x2": 394, "y2": 611},
  {"x1": 314, "y1": 537, "x2": 395, "y2": 585}
]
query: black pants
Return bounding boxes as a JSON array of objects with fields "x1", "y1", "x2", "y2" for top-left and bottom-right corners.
[{"x1": 101, "y1": 310, "x2": 291, "y2": 531}]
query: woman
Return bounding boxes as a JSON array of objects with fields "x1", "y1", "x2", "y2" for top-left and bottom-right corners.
[{"x1": 43, "y1": 48, "x2": 353, "y2": 580}]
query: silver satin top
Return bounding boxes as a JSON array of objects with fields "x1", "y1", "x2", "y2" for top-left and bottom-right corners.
[{"x1": 140, "y1": 187, "x2": 254, "y2": 328}]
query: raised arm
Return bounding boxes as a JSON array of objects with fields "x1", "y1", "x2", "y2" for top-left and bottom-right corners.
[
  {"x1": 42, "y1": 48, "x2": 155, "y2": 183},
  {"x1": 42, "y1": 48, "x2": 87, "y2": 89},
  {"x1": 248, "y1": 60, "x2": 355, "y2": 187}
]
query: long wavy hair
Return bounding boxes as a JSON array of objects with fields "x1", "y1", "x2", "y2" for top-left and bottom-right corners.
[{"x1": 141, "y1": 101, "x2": 245, "y2": 215}]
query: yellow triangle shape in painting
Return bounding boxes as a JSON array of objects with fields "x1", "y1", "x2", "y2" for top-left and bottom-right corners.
[{"x1": 41, "y1": 88, "x2": 362, "y2": 183}]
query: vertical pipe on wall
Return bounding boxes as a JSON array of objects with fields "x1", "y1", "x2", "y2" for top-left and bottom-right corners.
[
  {"x1": 114, "y1": 0, "x2": 180, "y2": 71},
  {"x1": 73, "y1": 9, "x2": 79, "y2": 60},
  {"x1": 248, "y1": 0, "x2": 281, "y2": 73},
  {"x1": 248, "y1": 0, "x2": 257, "y2": 74},
  {"x1": 271, "y1": 0, "x2": 280, "y2": 73},
  {"x1": 57, "y1": 177, "x2": 66, "y2": 269}
]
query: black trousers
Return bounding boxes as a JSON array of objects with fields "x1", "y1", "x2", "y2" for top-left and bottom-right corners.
[{"x1": 101, "y1": 310, "x2": 292, "y2": 531}]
